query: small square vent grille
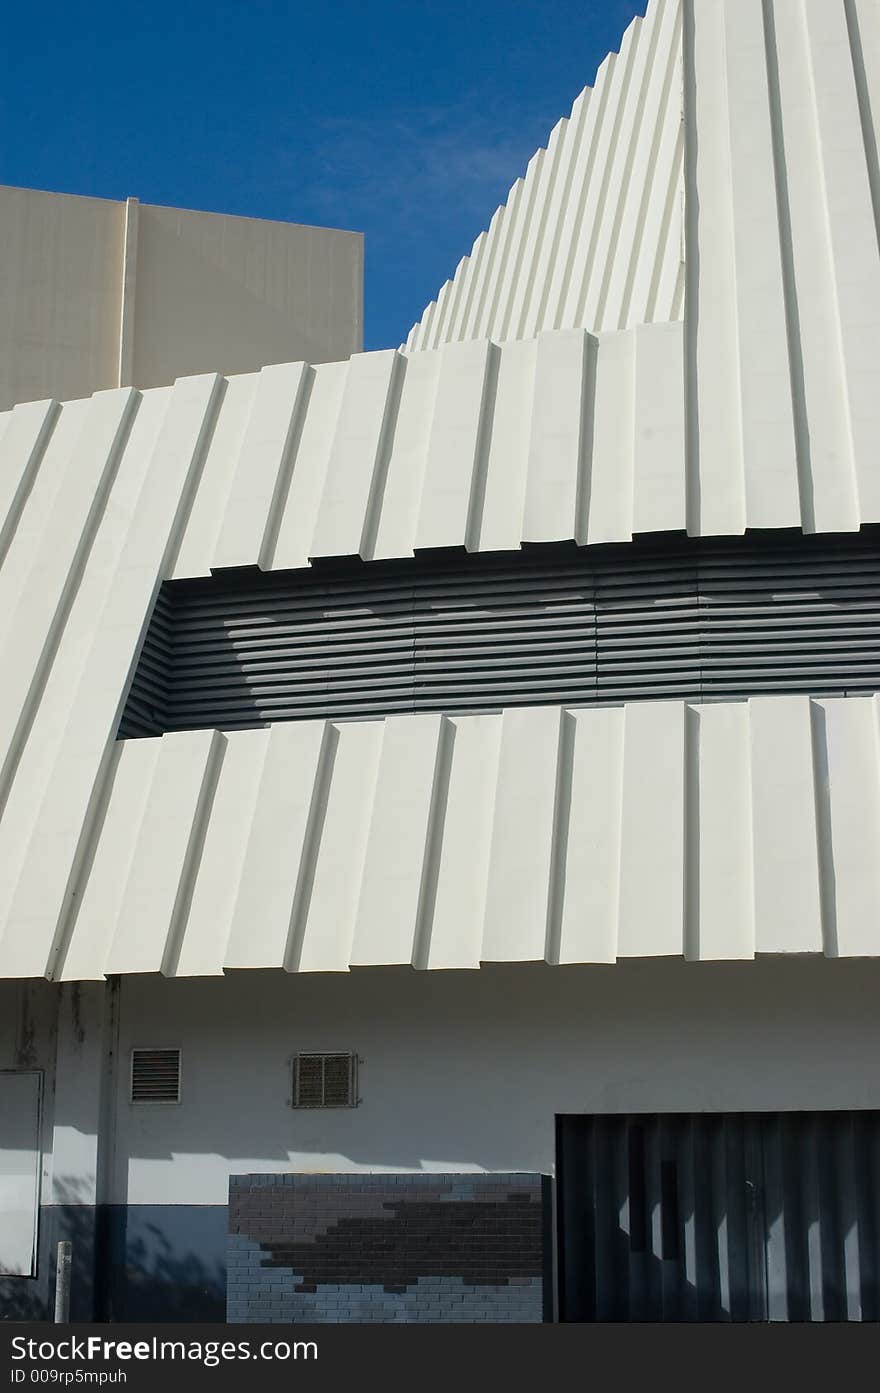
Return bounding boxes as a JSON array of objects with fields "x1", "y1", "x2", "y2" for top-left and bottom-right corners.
[
  {"x1": 292, "y1": 1052, "x2": 357, "y2": 1108},
  {"x1": 131, "y1": 1049, "x2": 181, "y2": 1104}
]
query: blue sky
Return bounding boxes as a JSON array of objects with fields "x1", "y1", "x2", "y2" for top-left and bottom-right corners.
[{"x1": 0, "y1": 0, "x2": 645, "y2": 351}]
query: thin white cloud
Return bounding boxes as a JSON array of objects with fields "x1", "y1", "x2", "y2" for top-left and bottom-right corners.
[{"x1": 302, "y1": 90, "x2": 562, "y2": 249}]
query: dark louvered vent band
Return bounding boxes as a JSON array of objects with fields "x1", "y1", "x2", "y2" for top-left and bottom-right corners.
[{"x1": 119, "y1": 531, "x2": 880, "y2": 738}]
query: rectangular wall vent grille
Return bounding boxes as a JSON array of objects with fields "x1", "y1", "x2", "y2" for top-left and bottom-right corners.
[
  {"x1": 292, "y1": 1053, "x2": 356, "y2": 1108},
  {"x1": 130, "y1": 1048, "x2": 181, "y2": 1104},
  {"x1": 119, "y1": 532, "x2": 880, "y2": 738}
]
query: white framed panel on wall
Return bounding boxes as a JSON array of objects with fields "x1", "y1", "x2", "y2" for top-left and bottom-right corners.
[{"x1": 0, "y1": 1070, "x2": 42, "y2": 1277}]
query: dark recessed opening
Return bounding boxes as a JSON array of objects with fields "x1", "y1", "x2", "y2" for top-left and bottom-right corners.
[{"x1": 119, "y1": 529, "x2": 880, "y2": 739}]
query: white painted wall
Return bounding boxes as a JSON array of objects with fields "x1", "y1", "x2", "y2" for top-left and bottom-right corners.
[
  {"x1": 0, "y1": 981, "x2": 117, "y2": 1314},
  {"x1": 0, "y1": 1071, "x2": 41, "y2": 1275},
  {"x1": 0, "y1": 981, "x2": 57, "y2": 1293},
  {"x1": 0, "y1": 981, "x2": 57, "y2": 1076},
  {"x1": 109, "y1": 959, "x2": 880, "y2": 1206},
  {"x1": 0, "y1": 981, "x2": 108, "y2": 1212},
  {"x1": 0, "y1": 984, "x2": 21, "y2": 1063}
]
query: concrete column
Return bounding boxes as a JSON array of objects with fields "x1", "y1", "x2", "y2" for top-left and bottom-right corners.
[{"x1": 117, "y1": 197, "x2": 139, "y2": 389}]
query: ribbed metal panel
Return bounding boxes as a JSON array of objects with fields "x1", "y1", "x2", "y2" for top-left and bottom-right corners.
[
  {"x1": 557, "y1": 1111, "x2": 880, "y2": 1322},
  {"x1": 1, "y1": 0, "x2": 877, "y2": 984},
  {"x1": 41, "y1": 694, "x2": 880, "y2": 979},
  {"x1": 404, "y1": 0, "x2": 685, "y2": 349},
  {"x1": 120, "y1": 533, "x2": 880, "y2": 737}
]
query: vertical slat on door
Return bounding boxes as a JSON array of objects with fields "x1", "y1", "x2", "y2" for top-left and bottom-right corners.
[
  {"x1": 854, "y1": 1114, "x2": 880, "y2": 1322},
  {"x1": 613, "y1": 1117, "x2": 636, "y2": 1322},
  {"x1": 626, "y1": 1121, "x2": 648, "y2": 1320},
  {"x1": 596, "y1": 1117, "x2": 631, "y2": 1321},
  {"x1": 678, "y1": 1116, "x2": 698, "y2": 1321},
  {"x1": 761, "y1": 1113, "x2": 789, "y2": 1321},
  {"x1": 779, "y1": 1114, "x2": 808, "y2": 1323},
  {"x1": 744, "y1": 1117, "x2": 768, "y2": 1321},
  {"x1": 591, "y1": 1117, "x2": 613, "y2": 1321},
  {"x1": 837, "y1": 1114, "x2": 863, "y2": 1322},
  {"x1": 710, "y1": 1115, "x2": 732, "y2": 1321},
  {"x1": 803, "y1": 1115, "x2": 826, "y2": 1321},
  {"x1": 558, "y1": 1117, "x2": 597, "y2": 1323},
  {"x1": 726, "y1": 1117, "x2": 755, "y2": 1322},
  {"x1": 817, "y1": 1114, "x2": 845, "y2": 1321},
  {"x1": 660, "y1": 1116, "x2": 685, "y2": 1321},
  {"x1": 644, "y1": 1114, "x2": 664, "y2": 1320}
]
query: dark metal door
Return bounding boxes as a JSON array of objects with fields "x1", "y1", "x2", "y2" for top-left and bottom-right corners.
[{"x1": 556, "y1": 1112, "x2": 880, "y2": 1321}]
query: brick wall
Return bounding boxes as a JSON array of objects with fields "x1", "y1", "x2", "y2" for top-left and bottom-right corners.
[{"x1": 227, "y1": 1173, "x2": 550, "y2": 1323}]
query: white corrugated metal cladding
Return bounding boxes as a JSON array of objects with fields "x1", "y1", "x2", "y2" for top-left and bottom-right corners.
[
  {"x1": 0, "y1": 0, "x2": 878, "y2": 979},
  {"x1": 404, "y1": 0, "x2": 686, "y2": 350}
]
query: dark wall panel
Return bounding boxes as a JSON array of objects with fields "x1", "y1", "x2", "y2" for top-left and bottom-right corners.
[{"x1": 557, "y1": 1111, "x2": 880, "y2": 1323}]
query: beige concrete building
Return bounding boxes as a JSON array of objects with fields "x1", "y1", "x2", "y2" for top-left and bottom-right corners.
[{"x1": 0, "y1": 184, "x2": 363, "y2": 410}]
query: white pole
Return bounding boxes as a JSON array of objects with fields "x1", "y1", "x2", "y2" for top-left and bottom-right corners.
[{"x1": 54, "y1": 1240, "x2": 72, "y2": 1323}]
